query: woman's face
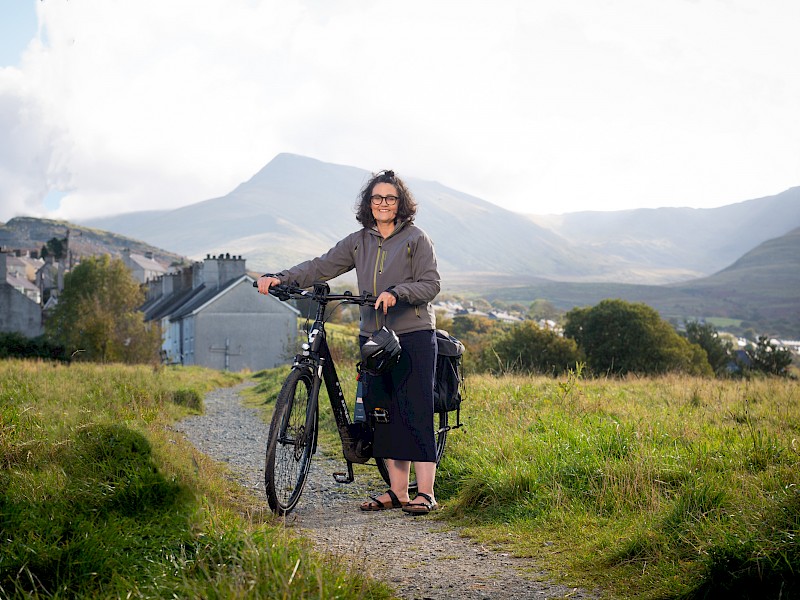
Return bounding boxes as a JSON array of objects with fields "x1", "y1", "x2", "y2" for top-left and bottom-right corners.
[{"x1": 370, "y1": 182, "x2": 399, "y2": 225}]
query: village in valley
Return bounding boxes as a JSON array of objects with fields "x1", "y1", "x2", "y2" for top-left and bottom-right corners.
[
  {"x1": 2, "y1": 237, "x2": 798, "y2": 371},
  {"x1": 1, "y1": 240, "x2": 299, "y2": 372}
]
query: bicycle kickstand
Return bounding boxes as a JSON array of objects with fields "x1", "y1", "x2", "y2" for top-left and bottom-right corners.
[{"x1": 332, "y1": 461, "x2": 355, "y2": 484}]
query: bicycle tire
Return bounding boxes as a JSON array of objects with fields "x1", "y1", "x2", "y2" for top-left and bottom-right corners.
[
  {"x1": 375, "y1": 410, "x2": 449, "y2": 492},
  {"x1": 264, "y1": 367, "x2": 317, "y2": 515}
]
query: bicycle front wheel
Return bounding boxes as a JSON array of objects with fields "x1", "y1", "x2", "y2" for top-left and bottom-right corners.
[
  {"x1": 376, "y1": 410, "x2": 449, "y2": 492},
  {"x1": 264, "y1": 367, "x2": 317, "y2": 515}
]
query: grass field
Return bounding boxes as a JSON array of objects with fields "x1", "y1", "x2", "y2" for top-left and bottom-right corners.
[
  {"x1": 0, "y1": 359, "x2": 392, "y2": 599},
  {"x1": 3, "y1": 357, "x2": 798, "y2": 599},
  {"x1": 438, "y1": 372, "x2": 800, "y2": 599}
]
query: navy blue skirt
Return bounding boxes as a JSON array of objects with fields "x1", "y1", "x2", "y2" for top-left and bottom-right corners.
[{"x1": 360, "y1": 329, "x2": 437, "y2": 462}]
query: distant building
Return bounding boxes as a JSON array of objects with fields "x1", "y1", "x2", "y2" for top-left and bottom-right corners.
[
  {"x1": 142, "y1": 254, "x2": 298, "y2": 372},
  {"x1": 35, "y1": 256, "x2": 64, "y2": 305},
  {"x1": 0, "y1": 253, "x2": 43, "y2": 337},
  {"x1": 122, "y1": 248, "x2": 169, "y2": 283},
  {"x1": 6, "y1": 253, "x2": 44, "y2": 282},
  {"x1": 488, "y1": 310, "x2": 523, "y2": 323}
]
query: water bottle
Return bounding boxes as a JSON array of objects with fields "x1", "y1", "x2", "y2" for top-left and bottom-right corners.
[{"x1": 353, "y1": 377, "x2": 366, "y2": 422}]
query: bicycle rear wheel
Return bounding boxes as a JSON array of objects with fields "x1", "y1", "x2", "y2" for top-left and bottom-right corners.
[
  {"x1": 264, "y1": 367, "x2": 317, "y2": 515},
  {"x1": 376, "y1": 410, "x2": 449, "y2": 491}
]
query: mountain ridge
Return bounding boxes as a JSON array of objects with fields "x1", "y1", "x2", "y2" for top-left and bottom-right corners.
[
  {"x1": 470, "y1": 226, "x2": 800, "y2": 337},
  {"x1": 526, "y1": 186, "x2": 800, "y2": 276},
  {"x1": 78, "y1": 153, "x2": 800, "y2": 285},
  {"x1": 3, "y1": 153, "x2": 798, "y2": 336}
]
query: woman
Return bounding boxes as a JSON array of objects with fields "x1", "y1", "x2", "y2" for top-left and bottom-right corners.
[{"x1": 256, "y1": 169, "x2": 441, "y2": 515}]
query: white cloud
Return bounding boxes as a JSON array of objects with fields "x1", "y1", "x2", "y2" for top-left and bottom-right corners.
[{"x1": 0, "y1": 0, "x2": 798, "y2": 223}]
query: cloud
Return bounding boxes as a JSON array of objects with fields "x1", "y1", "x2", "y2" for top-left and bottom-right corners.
[
  {"x1": 0, "y1": 65, "x2": 68, "y2": 220},
  {"x1": 0, "y1": 0, "x2": 798, "y2": 223}
]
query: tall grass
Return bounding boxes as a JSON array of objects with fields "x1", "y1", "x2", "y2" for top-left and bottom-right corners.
[
  {"x1": 437, "y1": 372, "x2": 799, "y2": 599},
  {"x1": 0, "y1": 359, "x2": 391, "y2": 599}
]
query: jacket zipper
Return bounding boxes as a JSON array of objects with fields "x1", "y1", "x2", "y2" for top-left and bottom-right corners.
[
  {"x1": 408, "y1": 242, "x2": 420, "y2": 318},
  {"x1": 373, "y1": 239, "x2": 383, "y2": 329}
]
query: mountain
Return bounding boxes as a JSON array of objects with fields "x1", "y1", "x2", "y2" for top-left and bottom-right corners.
[
  {"x1": 4, "y1": 178, "x2": 798, "y2": 336},
  {"x1": 527, "y1": 186, "x2": 800, "y2": 278},
  {"x1": 80, "y1": 154, "x2": 800, "y2": 286},
  {"x1": 671, "y1": 226, "x2": 800, "y2": 329},
  {"x1": 77, "y1": 154, "x2": 620, "y2": 283}
]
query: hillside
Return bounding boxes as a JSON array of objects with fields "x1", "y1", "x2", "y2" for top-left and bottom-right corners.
[
  {"x1": 527, "y1": 186, "x2": 800, "y2": 277},
  {"x1": 80, "y1": 153, "x2": 609, "y2": 282},
  {"x1": 5, "y1": 153, "x2": 798, "y2": 336},
  {"x1": 80, "y1": 154, "x2": 800, "y2": 285},
  {"x1": 671, "y1": 226, "x2": 800, "y2": 332},
  {"x1": 0, "y1": 217, "x2": 186, "y2": 268},
  {"x1": 3, "y1": 214, "x2": 797, "y2": 337},
  {"x1": 471, "y1": 227, "x2": 800, "y2": 337}
]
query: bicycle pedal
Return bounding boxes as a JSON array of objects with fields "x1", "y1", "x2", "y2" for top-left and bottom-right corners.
[{"x1": 333, "y1": 463, "x2": 354, "y2": 483}]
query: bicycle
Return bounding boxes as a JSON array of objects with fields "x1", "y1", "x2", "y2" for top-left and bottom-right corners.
[{"x1": 255, "y1": 280, "x2": 455, "y2": 515}]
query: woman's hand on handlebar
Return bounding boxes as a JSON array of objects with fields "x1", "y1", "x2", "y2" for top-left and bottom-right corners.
[
  {"x1": 257, "y1": 275, "x2": 281, "y2": 295},
  {"x1": 374, "y1": 291, "x2": 396, "y2": 315}
]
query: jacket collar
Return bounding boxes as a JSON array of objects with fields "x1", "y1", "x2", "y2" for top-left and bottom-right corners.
[{"x1": 367, "y1": 219, "x2": 409, "y2": 240}]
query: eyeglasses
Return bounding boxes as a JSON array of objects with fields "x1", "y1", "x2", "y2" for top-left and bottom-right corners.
[{"x1": 370, "y1": 195, "x2": 399, "y2": 206}]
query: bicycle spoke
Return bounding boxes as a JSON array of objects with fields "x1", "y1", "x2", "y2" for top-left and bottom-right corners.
[{"x1": 264, "y1": 368, "x2": 316, "y2": 514}]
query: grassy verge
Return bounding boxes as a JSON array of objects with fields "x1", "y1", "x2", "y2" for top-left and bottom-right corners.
[
  {"x1": 437, "y1": 372, "x2": 799, "y2": 599},
  {"x1": 243, "y1": 323, "x2": 800, "y2": 598},
  {"x1": 0, "y1": 359, "x2": 392, "y2": 599}
]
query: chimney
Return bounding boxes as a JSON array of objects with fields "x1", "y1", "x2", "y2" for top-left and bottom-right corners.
[
  {"x1": 203, "y1": 255, "x2": 220, "y2": 288},
  {"x1": 216, "y1": 253, "x2": 247, "y2": 286},
  {"x1": 162, "y1": 273, "x2": 173, "y2": 296}
]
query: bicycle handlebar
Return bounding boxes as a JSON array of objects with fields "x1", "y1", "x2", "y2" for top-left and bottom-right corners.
[{"x1": 252, "y1": 279, "x2": 378, "y2": 306}]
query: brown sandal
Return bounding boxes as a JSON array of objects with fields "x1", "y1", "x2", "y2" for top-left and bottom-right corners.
[
  {"x1": 360, "y1": 489, "x2": 408, "y2": 511},
  {"x1": 402, "y1": 492, "x2": 438, "y2": 515}
]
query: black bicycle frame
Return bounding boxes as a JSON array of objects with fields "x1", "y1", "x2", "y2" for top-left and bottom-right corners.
[{"x1": 294, "y1": 283, "x2": 362, "y2": 483}]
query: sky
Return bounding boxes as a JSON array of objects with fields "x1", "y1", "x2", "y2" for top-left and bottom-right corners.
[{"x1": 0, "y1": 0, "x2": 798, "y2": 223}]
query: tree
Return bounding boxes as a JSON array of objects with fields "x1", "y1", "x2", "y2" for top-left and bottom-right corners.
[
  {"x1": 40, "y1": 237, "x2": 67, "y2": 260},
  {"x1": 564, "y1": 299, "x2": 712, "y2": 376},
  {"x1": 684, "y1": 320, "x2": 733, "y2": 376},
  {"x1": 527, "y1": 298, "x2": 560, "y2": 322},
  {"x1": 745, "y1": 336, "x2": 793, "y2": 377},
  {"x1": 483, "y1": 320, "x2": 580, "y2": 375},
  {"x1": 449, "y1": 314, "x2": 502, "y2": 373},
  {"x1": 46, "y1": 255, "x2": 160, "y2": 363}
]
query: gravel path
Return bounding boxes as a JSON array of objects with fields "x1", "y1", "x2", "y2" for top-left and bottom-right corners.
[{"x1": 174, "y1": 383, "x2": 601, "y2": 600}]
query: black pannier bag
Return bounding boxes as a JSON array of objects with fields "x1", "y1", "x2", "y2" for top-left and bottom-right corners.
[{"x1": 433, "y1": 329, "x2": 465, "y2": 424}]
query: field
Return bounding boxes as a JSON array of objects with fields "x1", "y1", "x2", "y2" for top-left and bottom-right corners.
[
  {"x1": 0, "y1": 360, "x2": 392, "y2": 599},
  {"x1": 2, "y1": 358, "x2": 798, "y2": 599},
  {"x1": 438, "y1": 371, "x2": 800, "y2": 599}
]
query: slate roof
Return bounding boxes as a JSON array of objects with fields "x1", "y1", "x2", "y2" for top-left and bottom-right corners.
[
  {"x1": 129, "y1": 253, "x2": 168, "y2": 274},
  {"x1": 143, "y1": 283, "x2": 207, "y2": 322},
  {"x1": 143, "y1": 275, "x2": 259, "y2": 323}
]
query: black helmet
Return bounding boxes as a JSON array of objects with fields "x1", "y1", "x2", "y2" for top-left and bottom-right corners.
[{"x1": 360, "y1": 326, "x2": 401, "y2": 375}]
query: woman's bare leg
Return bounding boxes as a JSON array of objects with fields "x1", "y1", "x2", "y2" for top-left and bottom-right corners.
[
  {"x1": 408, "y1": 461, "x2": 436, "y2": 505},
  {"x1": 386, "y1": 459, "x2": 412, "y2": 502},
  {"x1": 360, "y1": 459, "x2": 411, "y2": 508}
]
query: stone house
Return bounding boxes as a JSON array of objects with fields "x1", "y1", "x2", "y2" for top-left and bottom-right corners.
[
  {"x1": 142, "y1": 254, "x2": 298, "y2": 372},
  {"x1": 0, "y1": 253, "x2": 44, "y2": 337}
]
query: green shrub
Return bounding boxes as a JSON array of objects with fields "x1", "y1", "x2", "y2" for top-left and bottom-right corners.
[{"x1": 171, "y1": 387, "x2": 203, "y2": 410}]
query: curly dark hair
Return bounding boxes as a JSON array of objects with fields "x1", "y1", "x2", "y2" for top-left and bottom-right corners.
[{"x1": 355, "y1": 169, "x2": 417, "y2": 227}]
